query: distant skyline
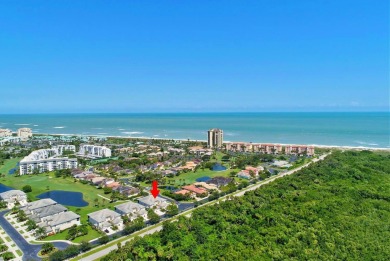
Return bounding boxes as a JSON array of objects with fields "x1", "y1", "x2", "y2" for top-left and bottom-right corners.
[{"x1": 0, "y1": 1, "x2": 388, "y2": 113}]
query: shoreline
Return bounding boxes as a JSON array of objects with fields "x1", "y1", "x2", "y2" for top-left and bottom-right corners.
[{"x1": 32, "y1": 133, "x2": 390, "y2": 151}]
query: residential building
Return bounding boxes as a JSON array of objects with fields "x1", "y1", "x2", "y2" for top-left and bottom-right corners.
[
  {"x1": 138, "y1": 195, "x2": 170, "y2": 210},
  {"x1": 19, "y1": 147, "x2": 78, "y2": 175},
  {"x1": 20, "y1": 198, "x2": 57, "y2": 212},
  {"x1": 0, "y1": 129, "x2": 12, "y2": 137},
  {"x1": 237, "y1": 170, "x2": 252, "y2": 179},
  {"x1": 43, "y1": 211, "x2": 80, "y2": 234},
  {"x1": 78, "y1": 145, "x2": 111, "y2": 158},
  {"x1": 285, "y1": 145, "x2": 315, "y2": 156},
  {"x1": 27, "y1": 204, "x2": 68, "y2": 223},
  {"x1": 182, "y1": 185, "x2": 208, "y2": 196},
  {"x1": 0, "y1": 190, "x2": 28, "y2": 209},
  {"x1": 17, "y1": 128, "x2": 32, "y2": 140},
  {"x1": 207, "y1": 128, "x2": 223, "y2": 148},
  {"x1": 115, "y1": 201, "x2": 147, "y2": 221},
  {"x1": 88, "y1": 209, "x2": 123, "y2": 232},
  {"x1": 0, "y1": 137, "x2": 21, "y2": 146}
]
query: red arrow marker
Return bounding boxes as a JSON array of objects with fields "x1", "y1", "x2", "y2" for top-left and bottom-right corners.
[{"x1": 150, "y1": 180, "x2": 160, "y2": 198}]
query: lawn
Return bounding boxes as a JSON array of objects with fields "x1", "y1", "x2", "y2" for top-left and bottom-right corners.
[
  {"x1": 166, "y1": 167, "x2": 238, "y2": 185},
  {"x1": 46, "y1": 227, "x2": 103, "y2": 243},
  {"x1": 0, "y1": 172, "x2": 117, "y2": 223},
  {"x1": 0, "y1": 158, "x2": 21, "y2": 175}
]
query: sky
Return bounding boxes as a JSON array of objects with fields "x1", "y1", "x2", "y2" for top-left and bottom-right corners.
[{"x1": 0, "y1": 0, "x2": 388, "y2": 113}]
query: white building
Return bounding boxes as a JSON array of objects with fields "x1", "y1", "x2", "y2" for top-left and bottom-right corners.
[
  {"x1": 208, "y1": 128, "x2": 223, "y2": 148},
  {"x1": 115, "y1": 201, "x2": 148, "y2": 221},
  {"x1": 0, "y1": 129, "x2": 12, "y2": 137},
  {"x1": 88, "y1": 209, "x2": 123, "y2": 233},
  {"x1": 19, "y1": 146, "x2": 78, "y2": 175},
  {"x1": 45, "y1": 211, "x2": 80, "y2": 234},
  {"x1": 0, "y1": 137, "x2": 21, "y2": 146},
  {"x1": 78, "y1": 145, "x2": 111, "y2": 158},
  {"x1": 21, "y1": 199, "x2": 80, "y2": 235},
  {"x1": 0, "y1": 190, "x2": 28, "y2": 209},
  {"x1": 17, "y1": 128, "x2": 32, "y2": 140}
]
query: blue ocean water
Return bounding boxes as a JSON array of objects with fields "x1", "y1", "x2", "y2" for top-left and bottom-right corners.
[{"x1": 0, "y1": 113, "x2": 388, "y2": 148}]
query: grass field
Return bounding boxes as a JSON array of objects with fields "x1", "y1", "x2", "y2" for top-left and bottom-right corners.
[
  {"x1": 0, "y1": 172, "x2": 118, "y2": 223},
  {"x1": 0, "y1": 158, "x2": 21, "y2": 175},
  {"x1": 166, "y1": 167, "x2": 238, "y2": 185}
]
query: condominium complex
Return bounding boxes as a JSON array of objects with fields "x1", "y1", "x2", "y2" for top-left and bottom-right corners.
[
  {"x1": 0, "y1": 128, "x2": 12, "y2": 137},
  {"x1": 19, "y1": 145, "x2": 78, "y2": 175},
  {"x1": 225, "y1": 142, "x2": 314, "y2": 156},
  {"x1": 78, "y1": 145, "x2": 111, "y2": 158},
  {"x1": 17, "y1": 128, "x2": 32, "y2": 140},
  {"x1": 207, "y1": 128, "x2": 223, "y2": 148}
]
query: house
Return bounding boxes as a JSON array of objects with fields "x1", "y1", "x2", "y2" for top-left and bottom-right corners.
[
  {"x1": 88, "y1": 209, "x2": 123, "y2": 232},
  {"x1": 272, "y1": 160, "x2": 292, "y2": 168},
  {"x1": 175, "y1": 190, "x2": 193, "y2": 197},
  {"x1": 39, "y1": 211, "x2": 80, "y2": 234},
  {"x1": 20, "y1": 198, "x2": 57, "y2": 212},
  {"x1": 245, "y1": 166, "x2": 259, "y2": 176},
  {"x1": 138, "y1": 195, "x2": 170, "y2": 210},
  {"x1": 237, "y1": 170, "x2": 251, "y2": 179},
  {"x1": 91, "y1": 177, "x2": 106, "y2": 186},
  {"x1": 182, "y1": 185, "x2": 208, "y2": 196},
  {"x1": 207, "y1": 177, "x2": 234, "y2": 187},
  {"x1": 0, "y1": 190, "x2": 28, "y2": 209},
  {"x1": 193, "y1": 182, "x2": 219, "y2": 191},
  {"x1": 115, "y1": 201, "x2": 147, "y2": 221},
  {"x1": 112, "y1": 186, "x2": 140, "y2": 197},
  {"x1": 27, "y1": 204, "x2": 68, "y2": 223}
]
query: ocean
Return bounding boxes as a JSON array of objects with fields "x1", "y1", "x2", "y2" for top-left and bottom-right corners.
[{"x1": 0, "y1": 113, "x2": 388, "y2": 148}]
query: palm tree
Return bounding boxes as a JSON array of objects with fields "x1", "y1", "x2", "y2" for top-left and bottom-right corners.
[{"x1": 35, "y1": 226, "x2": 46, "y2": 239}]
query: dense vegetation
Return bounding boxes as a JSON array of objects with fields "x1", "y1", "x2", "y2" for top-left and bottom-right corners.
[{"x1": 101, "y1": 151, "x2": 390, "y2": 260}]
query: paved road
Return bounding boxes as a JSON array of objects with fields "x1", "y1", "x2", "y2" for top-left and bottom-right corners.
[
  {"x1": 77, "y1": 153, "x2": 330, "y2": 261},
  {"x1": 0, "y1": 210, "x2": 71, "y2": 261}
]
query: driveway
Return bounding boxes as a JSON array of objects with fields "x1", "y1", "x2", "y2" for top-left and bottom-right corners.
[{"x1": 0, "y1": 210, "x2": 71, "y2": 261}]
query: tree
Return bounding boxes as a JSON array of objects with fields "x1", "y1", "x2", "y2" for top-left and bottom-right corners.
[
  {"x1": 41, "y1": 242, "x2": 55, "y2": 255},
  {"x1": 98, "y1": 235, "x2": 110, "y2": 245},
  {"x1": 35, "y1": 226, "x2": 47, "y2": 239},
  {"x1": 22, "y1": 185, "x2": 32, "y2": 193},
  {"x1": 147, "y1": 209, "x2": 160, "y2": 224},
  {"x1": 79, "y1": 241, "x2": 92, "y2": 252},
  {"x1": 166, "y1": 203, "x2": 179, "y2": 217}
]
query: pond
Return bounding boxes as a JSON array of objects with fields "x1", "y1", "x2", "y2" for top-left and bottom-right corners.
[
  {"x1": 212, "y1": 163, "x2": 227, "y2": 171},
  {"x1": 37, "y1": 190, "x2": 89, "y2": 207},
  {"x1": 196, "y1": 176, "x2": 211, "y2": 182},
  {"x1": 0, "y1": 183, "x2": 14, "y2": 193}
]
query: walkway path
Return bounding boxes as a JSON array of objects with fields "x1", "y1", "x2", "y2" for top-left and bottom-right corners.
[
  {"x1": 0, "y1": 211, "x2": 71, "y2": 261},
  {"x1": 76, "y1": 153, "x2": 330, "y2": 261}
]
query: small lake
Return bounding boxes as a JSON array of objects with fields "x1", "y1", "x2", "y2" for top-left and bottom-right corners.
[
  {"x1": 0, "y1": 183, "x2": 14, "y2": 193},
  {"x1": 212, "y1": 164, "x2": 227, "y2": 171},
  {"x1": 196, "y1": 176, "x2": 211, "y2": 182},
  {"x1": 37, "y1": 190, "x2": 89, "y2": 207}
]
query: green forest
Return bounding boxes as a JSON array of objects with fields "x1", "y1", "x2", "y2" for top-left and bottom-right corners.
[{"x1": 101, "y1": 150, "x2": 390, "y2": 261}]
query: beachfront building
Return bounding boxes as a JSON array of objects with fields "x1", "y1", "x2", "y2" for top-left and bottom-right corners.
[
  {"x1": 55, "y1": 145, "x2": 76, "y2": 154},
  {"x1": 0, "y1": 190, "x2": 28, "y2": 209},
  {"x1": 208, "y1": 128, "x2": 223, "y2": 148},
  {"x1": 225, "y1": 142, "x2": 314, "y2": 156},
  {"x1": 115, "y1": 201, "x2": 148, "y2": 221},
  {"x1": 0, "y1": 137, "x2": 21, "y2": 146},
  {"x1": 88, "y1": 209, "x2": 123, "y2": 233},
  {"x1": 17, "y1": 128, "x2": 32, "y2": 140},
  {"x1": 19, "y1": 146, "x2": 78, "y2": 175},
  {"x1": 0, "y1": 129, "x2": 12, "y2": 137},
  {"x1": 78, "y1": 145, "x2": 111, "y2": 158},
  {"x1": 285, "y1": 145, "x2": 315, "y2": 156}
]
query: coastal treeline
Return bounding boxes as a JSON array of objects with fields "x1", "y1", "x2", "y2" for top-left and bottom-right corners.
[{"x1": 101, "y1": 150, "x2": 390, "y2": 260}]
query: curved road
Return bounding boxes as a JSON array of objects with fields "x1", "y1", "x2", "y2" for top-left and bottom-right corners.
[{"x1": 0, "y1": 210, "x2": 71, "y2": 261}]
